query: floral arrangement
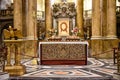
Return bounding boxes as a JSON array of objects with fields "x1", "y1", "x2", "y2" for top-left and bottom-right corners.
[
  {"x1": 48, "y1": 28, "x2": 58, "y2": 37},
  {"x1": 71, "y1": 27, "x2": 81, "y2": 36}
]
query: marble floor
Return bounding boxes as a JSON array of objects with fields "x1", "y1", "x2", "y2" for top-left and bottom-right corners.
[{"x1": 9, "y1": 58, "x2": 120, "y2": 80}]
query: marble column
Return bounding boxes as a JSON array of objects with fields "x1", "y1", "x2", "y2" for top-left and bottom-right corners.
[
  {"x1": 101, "y1": 0, "x2": 107, "y2": 37},
  {"x1": 92, "y1": 0, "x2": 101, "y2": 39},
  {"x1": 13, "y1": 0, "x2": 22, "y2": 31},
  {"x1": 45, "y1": 0, "x2": 52, "y2": 38},
  {"x1": 76, "y1": 0, "x2": 84, "y2": 38},
  {"x1": 22, "y1": 0, "x2": 27, "y2": 37},
  {"x1": 27, "y1": 0, "x2": 37, "y2": 40},
  {"x1": 107, "y1": 0, "x2": 117, "y2": 39}
]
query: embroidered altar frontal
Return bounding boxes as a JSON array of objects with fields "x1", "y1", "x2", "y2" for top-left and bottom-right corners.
[{"x1": 39, "y1": 42, "x2": 88, "y2": 65}]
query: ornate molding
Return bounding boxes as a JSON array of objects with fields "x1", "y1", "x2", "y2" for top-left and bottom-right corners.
[{"x1": 52, "y1": 2, "x2": 76, "y2": 18}]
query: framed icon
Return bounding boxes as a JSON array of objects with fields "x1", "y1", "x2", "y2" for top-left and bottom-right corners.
[{"x1": 58, "y1": 18, "x2": 70, "y2": 36}]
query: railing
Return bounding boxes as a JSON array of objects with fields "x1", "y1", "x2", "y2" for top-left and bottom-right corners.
[
  {"x1": 92, "y1": 48, "x2": 118, "y2": 63},
  {"x1": 20, "y1": 53, "x2": 38, "y2": 64},
  {"x1": 92, "y1": 47, "x2": 120, "y2": 74}
]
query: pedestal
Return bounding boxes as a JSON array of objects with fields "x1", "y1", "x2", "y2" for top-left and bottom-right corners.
[
  {"x1": 4, "y1": 65, "x2": 26, "y2": 76},
  {"x1": 4, "y1": 40, "x2": 26, "y2": 76}
]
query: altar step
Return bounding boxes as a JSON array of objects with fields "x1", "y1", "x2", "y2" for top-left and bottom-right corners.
[{"x1": 9, "y1": 77, "x2": 117, "y2": 80}]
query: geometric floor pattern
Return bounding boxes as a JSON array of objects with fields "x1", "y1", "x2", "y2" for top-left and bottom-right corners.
[
  {"x1": 9, "y1": 58, "x2": 120, "y2": 80},
  {"x1": 23, "y1": 69, "x2": 103, "y2": 77}
]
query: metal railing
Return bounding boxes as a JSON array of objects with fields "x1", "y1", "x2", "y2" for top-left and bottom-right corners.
[{"x1": 92, "y1": 47, "x2": 120, "y2": 74}]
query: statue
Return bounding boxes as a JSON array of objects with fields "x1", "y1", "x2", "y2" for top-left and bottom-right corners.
[{"x1": 3, "y1": 26, "x2": 23, "y2": 40}]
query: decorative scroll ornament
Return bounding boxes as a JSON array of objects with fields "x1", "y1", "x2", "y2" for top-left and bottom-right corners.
[{"x1": 52, "y1": 2, "x2": 76, "y2": 18}]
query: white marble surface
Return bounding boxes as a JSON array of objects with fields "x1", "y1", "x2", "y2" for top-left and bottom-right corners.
[{"x1": 0, "y1": 72, "x2": 9, "y2": 80}]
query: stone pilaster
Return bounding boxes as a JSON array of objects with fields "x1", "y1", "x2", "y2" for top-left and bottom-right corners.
[
  {"x1": 45, "y1": 0, "x2": 52, "y2": 38},
  {"x1": 27, "y1": 0, "x2": 37, "y2": 40},
  {"x1": 13, "y1": 0, "x2": 22, "y2": 31},
  {"x1": 106, "y1": 0, "x2": 117, "y2": 39},
  {"x1": 92, "y1": 0, "x2": 101, "y2": 39},
  {"x1": 76, "y1": 0, "x2": 84, "y2": 38}
]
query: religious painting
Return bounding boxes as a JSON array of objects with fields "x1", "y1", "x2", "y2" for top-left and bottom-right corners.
[{"x1": 58, "y1": 18, "x2": 70, "y2": 36}]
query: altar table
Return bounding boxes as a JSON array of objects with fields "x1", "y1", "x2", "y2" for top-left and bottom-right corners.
[{"x1": 39, "y1": 41, "x2": 88, "y2": 65}]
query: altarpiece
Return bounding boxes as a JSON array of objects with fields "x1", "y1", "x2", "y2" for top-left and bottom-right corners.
[{"x1": 39, "y1": 2, "x2": 88, "y2": 65}]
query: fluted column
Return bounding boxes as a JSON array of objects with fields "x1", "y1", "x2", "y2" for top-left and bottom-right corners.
[
  {"x1": 14, "y1": 0, "x2": 22, "y2": 31},
  {"x1": 45, "y1": 0, "x2": 52, "y2": 38},
  {"x1": 107, "y1": 0, "x2": 117, "y2": 39},
  {"x1": 91, "y1": 0, "x2": 101, "y2": 39},
  {"x1": 27, "y1": 0, "x2": 37, "y2": 40},
  {"x1": 76, "y1": 0, "x2": 84, "y2": 38}
]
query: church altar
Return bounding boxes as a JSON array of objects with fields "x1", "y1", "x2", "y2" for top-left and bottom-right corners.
[{"x1": 39, "y1": 41, "x2": 88, "y2": 65}]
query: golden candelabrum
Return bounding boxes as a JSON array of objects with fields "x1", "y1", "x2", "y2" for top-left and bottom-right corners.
[{"x1": 3, "y1": 26, "x2": 26, "y2": 76}]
